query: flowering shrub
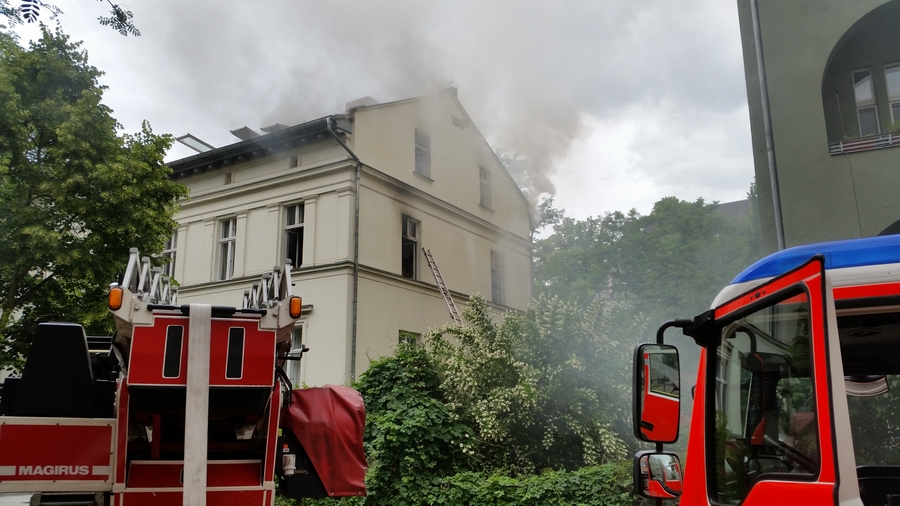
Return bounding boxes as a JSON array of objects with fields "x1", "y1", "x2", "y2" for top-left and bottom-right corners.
[
  {"x1": 429, "y1": 294, "x2": 635, "y2": 473},
  {"x1": 284, "y1": 295, "x2": 647, "y2": 505}
]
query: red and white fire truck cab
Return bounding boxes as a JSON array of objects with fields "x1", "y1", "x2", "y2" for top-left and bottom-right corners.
[
  {"x1": 633, "y1": 234, "x2": 900, "y2": 506},
  {"x1": 0, "y1": 249, "x2": 366, "y2": 505}
]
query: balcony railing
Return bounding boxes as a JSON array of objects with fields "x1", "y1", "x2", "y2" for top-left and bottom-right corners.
[{"x1": 830, "y1": 131, "x2": 900, "y2": 155}]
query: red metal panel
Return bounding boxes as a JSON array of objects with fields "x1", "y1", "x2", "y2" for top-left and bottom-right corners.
[
  {"x1": 129, "y1": 316, "x2": 275, "y2": 387},
  {"x1": 742, "y1": 481, "x2": 834, "y2": 505},
  {"x1": 209, "y1": 319, "x2": 275, "y2": 387},
  {"x1": 120, "y1": 490, "x2": 265, "y2": 506},
  {"x1": 0, "y1": 422, "x2": 113, "y2": 482},
  {"x1": 263, "y1": 388, "x2": 281, "y2": 482},
  {"x1": 208, "y1": 462, "x2": 261, "y2": 488},
  {"x1": 120, "y1": 491, "x2": 181, "y2": 505},
  {"x1": 127, "y1": 461, "x2": 261, "y2": 488},
  {"x1": 714, "y1": 260, "x2": 822, "y2": 319},
  {"x1": 680, "y1": 349, "x2": 708, "y2": 505},
  {"x1": 834, "y1": 281, "x2": 900, "y2": 300},
  {"x1": 639, "y1": 354, "x2": 679, "y2": 442},
  {"x1": 126, "y1": 462, "x2": 182, "y2": 488},
  {"x1": 114, "y1": 382, "x2": 130, "y2": 486},
  {"x1": 129, "y1": 316, "x2": 190, "y2": 385},
  {"x1": 207, "y1": 490, "x2": 266, "y2": 505}
]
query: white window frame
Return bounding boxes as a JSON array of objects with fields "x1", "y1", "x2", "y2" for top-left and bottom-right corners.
[
  {"x1": 218, "y1": 217, "x2": 237, "y2": 281},
  {"x1": 401, "y1": 215, "x2": 419, "y2": 280},
  {"x1": 399, "y1": 330, "x2": 422, "y2": 346},
  {"x1": 284, "y1": 203, "x2": 305, "y2": 268},
  {"x1": 479, "y1": 167, "x2": 492, "y2": 209},
  {"x1": 414, "y1": 129, "x2": 431, "y2": 178},
  {"x1": 886, "y1": 63, "x2": 900, "y2": 125},
  {"x1": 490, "y1": 250, "x2": 504, "y2": 305},
  {"x1": 853, "y1": 68, "x2": 880, "y2": 136},
  {"x1": 286, "y1": 320, "x2": 308, "y2": 387}
]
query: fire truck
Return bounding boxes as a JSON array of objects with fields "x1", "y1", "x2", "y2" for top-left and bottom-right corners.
[
  {"x1": 633, "y1": 234, "x2": 900, "y2": 506},
  {"x1": 0, "y1": 249, "x2": 367, "y2": 505}
]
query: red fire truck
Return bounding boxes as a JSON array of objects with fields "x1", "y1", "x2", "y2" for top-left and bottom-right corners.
[
  {"x1": 633, "y1": 234, "x2": 900, "y2": 506},
  {"x1": 0, "y1": 249, "x2": 366, "y2": 505}
]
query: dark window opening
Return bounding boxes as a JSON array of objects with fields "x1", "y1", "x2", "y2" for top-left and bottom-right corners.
[
  {"x1": 285, "y1": 204, "x2": 304, "y2": 268},
  {"x1": 163, "y1": 326, "x2": 184, "y2": 378},
  {"x1": 402, "y1": 215, "x2": 418, "y2": 280},
  {"x1": 491, "y1": 250, "x2": 504, "y2": 304},
  {"x1": 226, "y1": 327, "x2": 245, "y2": 380}
]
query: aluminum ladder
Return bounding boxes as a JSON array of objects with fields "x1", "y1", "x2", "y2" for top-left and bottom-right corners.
[{"x1": 422, "y1": 248, "x2": 462, "y2": 326}]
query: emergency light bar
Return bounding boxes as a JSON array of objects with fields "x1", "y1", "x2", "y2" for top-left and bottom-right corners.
[{"x1": 731, "y1": 234, "x2": 900, "y2": 284}]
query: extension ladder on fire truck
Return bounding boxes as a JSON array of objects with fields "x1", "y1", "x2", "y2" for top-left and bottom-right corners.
[{"x1": 422, "y1": 248, "x2": 462, "y2": 326}]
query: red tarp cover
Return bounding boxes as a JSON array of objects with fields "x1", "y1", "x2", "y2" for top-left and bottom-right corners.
[{"x1": 284, "y1": 385, "x2": 367, "y2": 496}]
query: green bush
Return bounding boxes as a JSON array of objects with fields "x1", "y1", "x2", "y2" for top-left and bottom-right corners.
[
  {"x1": 280, "y1": 296, "x2": 649, "y2": 505},
  {"x1": 283, "y1": 462, "x2": 644, "y2": 506}
]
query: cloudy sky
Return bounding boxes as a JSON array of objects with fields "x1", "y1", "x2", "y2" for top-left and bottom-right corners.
[{"x1": 11, "y1": 0, "x2": 754, "y2": 220}]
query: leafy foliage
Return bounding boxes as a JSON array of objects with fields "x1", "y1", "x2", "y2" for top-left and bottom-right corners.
[
  {"x1": 0, "y1": 0, "x2": 138, "y2": 36},
  {"x1": 354, "y1": 342, "x2": 474, "y2": 503},
  {"x1": 535, "y1": 193, "x2": 761, "y2": 327},
  {"x1": 96, "y1": 0, "x2": 139, "y2": 37},
  {"x1": 284, "y1": 464, "x2": 640, "y2": 506},
  {"x1": 282, "y1": 296, "x2": 647, "y2": 505},
  {"x1": 0, "y1": 27, "x2": 186, "y2": 368},
  {"x1": 429, "y1": 295, "x2": 636, "y2": 473}
]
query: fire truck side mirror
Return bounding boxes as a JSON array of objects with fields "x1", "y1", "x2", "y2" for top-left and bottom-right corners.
[
  {"x1": 633, "y1": 450, "x2": 682, "y2": 500},
  {"x1": 633, "y1": 343, "x2": 680, "y2": 444}
]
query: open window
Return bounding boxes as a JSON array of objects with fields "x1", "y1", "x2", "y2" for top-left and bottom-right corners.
[{"x1": 706, "y1": 257, "x2": 833, "y2": 504}]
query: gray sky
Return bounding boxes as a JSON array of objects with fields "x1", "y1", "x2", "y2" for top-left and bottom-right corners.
[{"x1": 12, "y1": 0, "x2": 754, "y2": 219}]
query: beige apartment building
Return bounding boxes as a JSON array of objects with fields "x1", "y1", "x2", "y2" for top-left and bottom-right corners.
[{"x1": 165, "y1": 90, "x2": 532, "y2": 387}]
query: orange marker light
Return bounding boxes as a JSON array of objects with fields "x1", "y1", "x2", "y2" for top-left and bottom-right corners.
[
  {"x1": 109, "y1": 287, "x2": 124, "y2": 311},
  {"x1": 289, "y1": 296, "x2": 302, "y2": 319}
]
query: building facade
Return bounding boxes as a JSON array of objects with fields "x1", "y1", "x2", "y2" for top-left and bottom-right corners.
[
  {"x1": 166, "y1": 90, "x2": 532, "y2": 386},
  {"x1": 737, "y1": 0, "x2": 900, "y2": 253}
]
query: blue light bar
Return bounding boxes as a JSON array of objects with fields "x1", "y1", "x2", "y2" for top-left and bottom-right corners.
[{"x1": 731, "y1": 234, "x2": 900, "y2": 284}]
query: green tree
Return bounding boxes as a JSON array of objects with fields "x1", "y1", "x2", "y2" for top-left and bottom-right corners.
[
  {"x1": 535, "y1": 194, "x2": 761, "y2": 323},
  {"x1": 0, "y1": 27, "x2": 186, "y2": 369},
  {"x1": 1, "y1": 0, "x2": 139, "y2": 36}
]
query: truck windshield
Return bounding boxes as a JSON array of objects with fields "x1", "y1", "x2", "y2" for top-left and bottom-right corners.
[
  {"x1": 847, "y1": 375, "x2": 900, "y2": 466},
  {"x1": 711, "y1": 291, "x2": 819, "y2": 505},
  {"x1": 839, "y1": 310, "x2": 900, "y2": 467}
]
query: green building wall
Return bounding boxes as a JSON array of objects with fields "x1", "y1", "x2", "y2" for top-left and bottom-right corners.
[{"x1": 737, "y1": 0, "x2": 900, "y2": 253}]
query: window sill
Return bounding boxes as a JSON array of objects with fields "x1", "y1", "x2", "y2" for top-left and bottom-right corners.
[
  {"x1": 413, "y1": 171, "x2": 434, "y2": 182},
  {"x1": 830, "y1": 131, "x2": 900, "y2": 155}
]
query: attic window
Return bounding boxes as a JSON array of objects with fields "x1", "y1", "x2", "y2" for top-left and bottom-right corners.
[
  {"x1": 414, "y1": 129, "x2": 431, "y2": 178},
  {"x1": 224, "y1": 172, "x2": 233, "y2": 185},
  {"x1": 479, "y1": 167, "x2": 492, "y2": 209},
  {"x1": 289, "y1": 155, "x2": 299, "y2": 168}
]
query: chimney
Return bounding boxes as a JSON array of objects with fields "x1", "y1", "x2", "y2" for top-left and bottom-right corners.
[{"x1": 345, "y1": 96, "x2": 379, "y2": 112}]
